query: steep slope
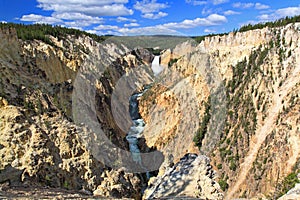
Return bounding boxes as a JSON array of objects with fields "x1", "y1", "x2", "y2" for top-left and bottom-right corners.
[
  {"x1": 0, "y1": 27, "x2": 153, "y2": 198},
  {"x1": 1, "y1": 21, "x2": 300, "y2": 199},
  {"x1": 138, "y1": 23, "x2": 300, "y2": 199}
]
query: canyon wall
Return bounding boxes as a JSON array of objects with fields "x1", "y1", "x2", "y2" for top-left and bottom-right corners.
[
  {"x1": 0, "y1": 22, "x2": 300, "y2": 199},
  {"x1": 139, "y1": 23, "x2": 300, "y2": 199},
  {"x1": 0, "y1": 27, "x2": 154, "y2": 198}
]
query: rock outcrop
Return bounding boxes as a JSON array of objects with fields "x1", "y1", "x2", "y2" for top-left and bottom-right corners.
[
  {"x1": 279, "y1": 183, "x2": 300, "y2": 200},
  {"x1": 143, "y1": 153, "x2": 223, "y2": 199}
]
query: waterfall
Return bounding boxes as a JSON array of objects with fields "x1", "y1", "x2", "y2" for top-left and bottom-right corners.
[{"x1": 151, "y1": 56, "x2": 163, "y2": 76}]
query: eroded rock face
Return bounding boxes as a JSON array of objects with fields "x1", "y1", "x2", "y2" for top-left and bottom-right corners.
[
  {"x1": 143, "y1": 154, "x2": 223, "y2": 199},
  {"x1": 0, "y1": 27, "x2": 151, "y2": 198},
  {"x1": 139, "y1": 23, "x2": 300, "y2": 199},
  {"x1": 0, "y1": 104, "x2": 103, "y2": 191},
  {"x1": 1, "y1": 23, "x2": 300, "y2": 199},
  {"x1": 94, "y1": 168, "x2": 141, "y2": 199}
]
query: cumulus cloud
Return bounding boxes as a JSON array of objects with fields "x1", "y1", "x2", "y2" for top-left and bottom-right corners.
[
  {"x1": 37, "y1": 0, "x2": 129, "y2": 7},
  {"x1": 20, "y1": 14, "x2": 62, "y2": 24},
  {"x1": 212, "y1": 0, "x2": 229, "y2": 5},
  {"x1": 53, "y1": 13, "x2": 103, "y2": 22},
  {"x1": 204, "y1": 28, "x2": 216, "y2": 33},
  {"x1": 185, "y1": 0, "x2": 207, "y2": 6},
  {"x1": 118, "y1": 26, "x2": 179, "y2": 35},
  {"x1": 255, "y1": 3, "x2": 270, "y2": 10},
  {"x1": 201, "y1": 7, "x2": 213, "y2": 15},
  {"x1": 20, "y1": 0, "x2": 134, "y2": 29},
  {"x1": 134, "y1": 0, "x2": 168, "y2": 13},
  {"x1": 223, "y1": 10, "x2": 240, "y2": 15},
  {"x1": 276, "y1": 6, "x2": 300, "y2": 17},
  {"x1": 186, "y1": 0, "x2": 228, "y2": 6},
  {"x1": 233, "y1": 2, "x2": 269, "y2": 10},
  {"x1": 92, "y1": 14, "x2": 227, "y2": 35},
  {"x1": 42, "y1": 4, "x2": 133, "y2": 16},
  {"x1": 36, "y1": 0, "x2": 133, "y2": 16},
  {"x1": 258, "y1": 5, "x2": 300, "y2": 21},
  {"x1": 20, "y1": 12, "x2": 104, "y2": 27},
  {"x1": 52, "y1": 13, "x2": 104, "y2": 27},
  {"x1": 124, "y1": 22, "x2": 140, "y2": 27},
  {"x1": 232, "y1": 2, "x2": 254, "y2": 9},
  {"x1": 162, "y1": 14, "x2": 227, "y2": 29},
  {"x1": 134, "y1": 0, "x2": 168, "y2": 20},
  {"x1": 116, "y1": 17, "x2": 137, "y2": 22},
  {"x1": 94, "y1": 24, "x2": 120, "y2": 31},
  {"x1": 142, "y1": 12, "x2": 168, "y2": 19}
]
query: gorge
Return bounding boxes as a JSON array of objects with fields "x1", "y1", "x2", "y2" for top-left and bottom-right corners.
[{"x1": 0, "y1": 19, "x2": 300, "y2": 200}]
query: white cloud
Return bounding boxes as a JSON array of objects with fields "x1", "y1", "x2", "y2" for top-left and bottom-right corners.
[
  {"x1": 20, "y1": 14, "x2": 62, "y2": 24},
  {"x1": 202, "y1": 7, "x2": 213, "y2": 15},
  {"x1": 258, "y1": 5, "x2": 300, "y2": 21},
  {"x1": 116, "y1": 17, "x2": 137, "y2": 22},
  {"x1": 186, "y1": 0, "x2": 228, "y2": 6},
  {"x1": 224, "y1": 10, "x2": 240, "y2": 15},
  {"x1": 37, "y1": 0, "x2": 129, "y2": 7},
  {"x1": 142, "y1": 12, "x2": 168, "y2": 19},
  {"x1": 212, "y1": 0, "x2": 228, "y2": 5},
  {"x1": 36, "y1": 0, "x2": 133, "y2": 16},
  {"x1": 239, "y1": 20, "x2": 258, "y2": 27},
  {"x1": 204, "y1": 28, "x2": 216, "y2": 33},
  {"x1": 92, "y1": 14, "x2": 227, "y2": 35},
  {"x1": 118, "y1": 26, "x2": 179, "y2": 35},
  {"x1": 21, "y1": 12, "x2": 103, "y2": 27},
  {"x1": 134, "y1": 0, "x2": 168, "y2": 13},
  {"x1": 258, "y1": 14, "x2": 270, "y2": 21},
  {"x1": 255, "y1": 3, "x2": 269, "y2": 10},
  {"x1": 162, "y1": 14, "x2": 227, "y2": 29},
  {"x1": 64, "y1": 21, "x2": 97, "y2": 27},
  {"x1": 233, "y1": 2, "x2": 254, "y2": 9},
  {"x1": 52, "y1": 13, "x2": 104, "y2": 27},
  {"x1": 276, "y1": 6, "x2": 300, "y2": 17},
  {"x1": 94, "y1": 24, "x2": 120, "y2": 31},
  {"x1": 124, "y1": 22, "x2": 140, "y2": 27},
  {"x1": 53, "y1": 13, "x2": 103, "y2": 22},
  {"x1": 233, "y1": 2, "x2": 270, "y2": 10},
  {"x1": 185, "y1": 0, "x2": 207, "y2": 6}
]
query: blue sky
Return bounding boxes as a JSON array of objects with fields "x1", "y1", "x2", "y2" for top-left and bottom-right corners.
[{"x1": 1, "y1": 0, "x2": 300, "y2": 36}]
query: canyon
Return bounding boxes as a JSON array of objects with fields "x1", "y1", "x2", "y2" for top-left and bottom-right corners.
[{"x1": 0, "y1": 21, "x2": 299, "y2": 199}]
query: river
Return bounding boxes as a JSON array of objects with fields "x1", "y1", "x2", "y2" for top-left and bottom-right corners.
[{"x1": 125, "y1": 55, "x2": 162, "y2": 178}]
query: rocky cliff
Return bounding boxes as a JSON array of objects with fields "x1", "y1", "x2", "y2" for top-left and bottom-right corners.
[
  {"x1": 139, "y1": 23, "x2": 300, "y2": 199},
  {"x1": 0, "y1": 21, "x2": 300, "y2": 200},
  {"x1": 0, "y1": 27, "x2": 155, "y2": 198}
]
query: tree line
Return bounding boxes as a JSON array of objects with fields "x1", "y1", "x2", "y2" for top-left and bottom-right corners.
[
  {"x1": 193, "y1": 15, "x2": 300, "y2": 43},
  {"x1": 0, "y1": 23, "x2": 108, "y2": 45}
]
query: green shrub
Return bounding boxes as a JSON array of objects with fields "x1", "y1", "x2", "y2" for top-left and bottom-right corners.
[
  {"x1": 193, "y1": 97, "x2": 211, "y2": 149},
  {"x1": 277, "y1": 172, "x2": 300, "y2": 198},
  {"x1": 217, "y1": 163, "x2": 222, "y2": 169},
  {"x1": 218, "y1": 179, "x2": 229, "y2": 191}
]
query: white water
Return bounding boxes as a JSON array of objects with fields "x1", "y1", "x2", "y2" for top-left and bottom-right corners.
[
  {"x1": 126, "y1": 93, "x2": 145, "y2": 165},
  {"x1": 126, "y1": 92, "x2": 150, "y2": 179},
  {"x1": 151, "y1": 56, "x2": 163, "y2": 76},
  {"x1": 125, "y1": 56, "x2": 162, "y2": 178}
]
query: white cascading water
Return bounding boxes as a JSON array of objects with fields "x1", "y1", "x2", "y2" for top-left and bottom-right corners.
[
  {"x1": 151, "y1": 56, "x2": 163, "y2": 76},
  {"x1": 126, "y1": 92, "x2": 145, "y2": 165},
  {"x1": 125, "y1": 56, "x2": 162, "y2": 179}
]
